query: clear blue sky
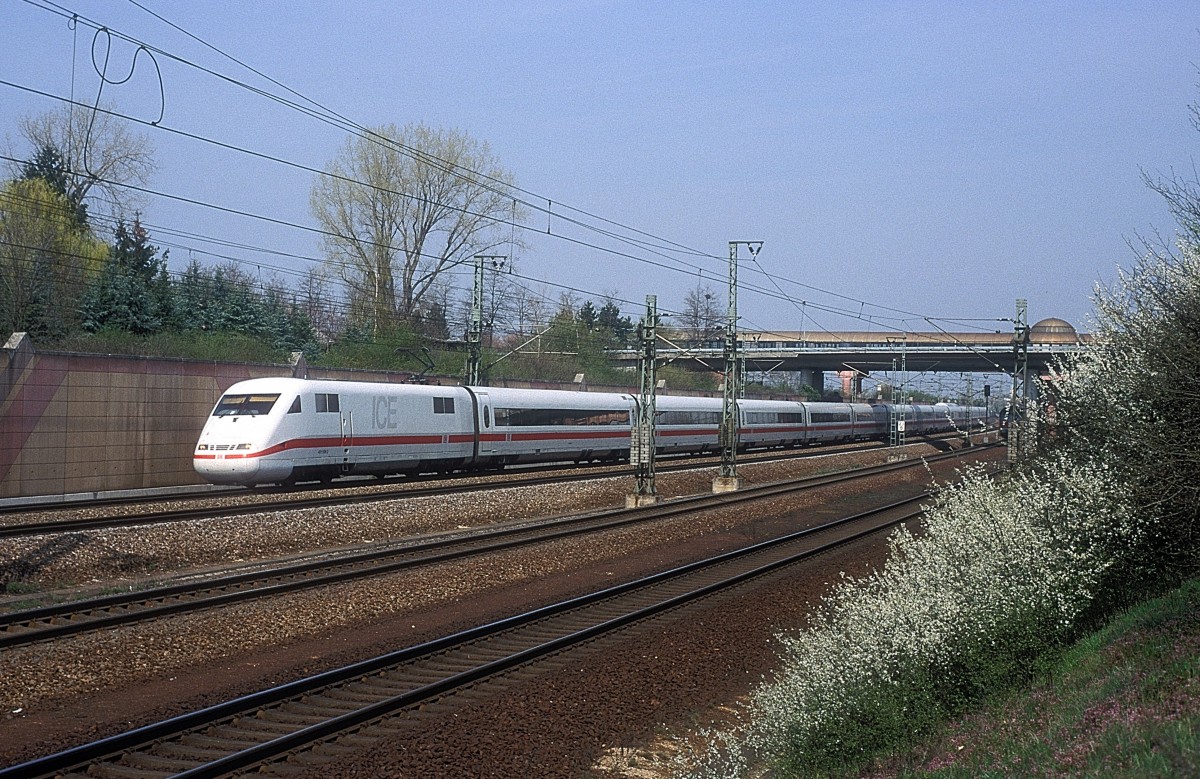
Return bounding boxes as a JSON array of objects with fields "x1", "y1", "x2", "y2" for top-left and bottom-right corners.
[{"x1": 3, "y1": 0, "x2": 1199, "y2": 342}]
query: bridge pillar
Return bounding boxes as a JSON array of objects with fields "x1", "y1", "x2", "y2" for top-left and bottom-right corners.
[
  {"x1": 797, "y1": 368, "x2": 823, "y2": 395},
  {"x1": 838, "y1": 370, "x2": 864, "y2": 401}
]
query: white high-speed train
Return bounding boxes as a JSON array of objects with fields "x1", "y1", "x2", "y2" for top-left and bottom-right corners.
[{"x1": 193, "y1": 377, "x2": 970, "y2": 486}]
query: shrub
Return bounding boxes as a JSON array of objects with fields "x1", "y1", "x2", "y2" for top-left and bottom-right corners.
[
  {"x1": 677, "y1": 242, "x2": 1200, "y2": 778},
  {"x1": 1049, "y1": 242, "x2": 1200, "y2": 588}
]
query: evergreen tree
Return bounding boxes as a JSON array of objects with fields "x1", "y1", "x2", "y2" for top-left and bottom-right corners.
[
  {"x1": 542, "y1": 303, "x2": 579, "y2": 354},
  {"x1": 285, "y1": 302, "x2": 319, "y2": 353},
  {"x1": 211, "y1": 266, "x2": 263, "y2": 334},
  {"x1": 597, "y1": 300, "x2": 634, "y2": 345},
  {"x1": 19, "y1": 144, "x2": 88, "y2": 228},
  {"x1": 577, "y1": 300, "x2": 598, "y2": 330},
  {"x1": 416, "y1": 300, "x2": 450, "y2": 340},
  {"x1": 164, "y1": 260, "x2": 319, "y2": 353},
  {"x1": 79, "y1": 218, "x2": 169, "y2": 334},
  {"x1": 169, "y1": 260, "x2": 210, "y2": 331},
  {"x1": 112, "y1": 219, "x2": 165, "y2": 284},
  {"x1": 20, "y1": 144, "x2": 68, "y2": 196}
]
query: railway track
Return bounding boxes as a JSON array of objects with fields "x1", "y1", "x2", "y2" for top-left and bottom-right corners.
[
  {"x1": 0, "y1": 447, "x2": 997, "y2": 649},
  {"x1": 0, "y1": 489, "x2": 929, "y2": 779},
  {"x1": 0, "y1": 432, "x2": 980, "y2": 536}
]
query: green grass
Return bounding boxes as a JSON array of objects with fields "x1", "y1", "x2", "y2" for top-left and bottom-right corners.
[
  {"x1": 37, "y1": 328, "x2": 725, "y2": 392},
  {"x1": 4, "y1": 580, "x2": 39, "y2": 595},
  {"x1": 856, "y1": 579, "x2": 1200, "y2": 778},
  {"x1": 47, "y1": 330, "x2": 294, "y2": 364}
]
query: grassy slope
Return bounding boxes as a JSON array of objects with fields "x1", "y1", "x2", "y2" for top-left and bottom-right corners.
[{"x1": 860, "y1": 579, "x2": 1200, "y2": 778}]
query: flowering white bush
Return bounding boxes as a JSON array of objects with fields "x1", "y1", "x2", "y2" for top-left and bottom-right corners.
[
  {"x1": 676, "y1": 244, "x2": 1199, "y2": 778},
  {"x1": 678, "y1": 461, "x2": 1138, "y2": 778},
  {"x1": 1050, "y1": 242, "x2": 1200, "y2": 581}
]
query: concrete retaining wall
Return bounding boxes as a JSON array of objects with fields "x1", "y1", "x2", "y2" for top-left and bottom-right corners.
[
  {"x1": 0, "y1": 334, "x2": 442, "y2": 500},
  {"x1": 1, "y1": 333, "x2": 283, "y2": 498},
  {"x1": 0, "y1": 332, "x2": 712, "y2": 500}
]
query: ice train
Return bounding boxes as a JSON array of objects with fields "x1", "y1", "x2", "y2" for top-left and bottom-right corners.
[{"x1": 194, "y1": 377, "x2": 971, "y2": 486}]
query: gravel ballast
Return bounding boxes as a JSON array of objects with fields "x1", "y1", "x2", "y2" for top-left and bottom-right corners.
[{"x1": 0, "y1": 441, "x2": 1002, "y2": 774}]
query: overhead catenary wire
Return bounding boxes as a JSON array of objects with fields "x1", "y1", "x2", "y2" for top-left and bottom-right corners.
[
  {"x1": 97, "y1": 7, "x2": 1008, "y2": 332},
  {"x1": 3, "y1": 151, "x2": 954, "y2": 333},
  {"x1": 0, "y1": 222, "x2": 1016, "y2": 400},
  {"x1": 0, "y1": 179, "x2": 641, "y2": 336},
  {"x1": 119, "y1": 0, "x2": 718, "y2": 262},
  {"x1": 8, "y1": 1, "x2": 1017, "y2": 340},
  {"x1": 21, "y1": 0, "x2": 718, "y2": 273},
  {"x1": 2, "y1": 150, "x2": 1019, "y2": 356},
  {"x1": 0, "y1": 77, "x2": 988, "y2": 336},
  {"x1": 0, "y1": 85, "x2": 727, "y2": 306}
]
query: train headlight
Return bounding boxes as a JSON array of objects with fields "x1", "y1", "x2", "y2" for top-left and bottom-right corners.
[
  {"x1": 236, "y1": 443, "x2": 252, "y2": 450},
  {"x1": 197, "y1": 444, "x2": 209, "y2": 451}
]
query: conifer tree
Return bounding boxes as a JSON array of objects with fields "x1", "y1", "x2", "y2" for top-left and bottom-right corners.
[{"x1": 79, "y1": 218, "x2": 169, "y2": 334}]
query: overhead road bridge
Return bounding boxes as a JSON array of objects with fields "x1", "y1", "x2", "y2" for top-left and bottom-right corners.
[{"x1": 608, "y1": 318, "x2": 1087, "y2": 386}]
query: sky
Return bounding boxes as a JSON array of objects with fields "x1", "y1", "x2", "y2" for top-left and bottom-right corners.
[{"x1": 3, "y1": 0, "x2": 1199, "y2": 351}]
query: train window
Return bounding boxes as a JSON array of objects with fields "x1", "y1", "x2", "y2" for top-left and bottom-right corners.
[
  {"x1": 213, "y1": 393, "x2": 281, "y2": 417},
  {"x1": 316, "y1": 393, "x2": 340, "y2": 413},
  {"x1": 810, "y1": 411, "x2": 851, "y2": 423},
  {"x1": 655, "y1": 410, "x2": 721, "y2": 426},
  {"x1": 287, "y1": 396, "x2": 302, "y2": 414},
  {"x1": 743, "y1": 411, "x2": 805, "y2": 424},
  {"x1": 483, "y1": 407, "x2": 491, "y2": 428},
  {"x1": 433, "y1": 397, "x2": 456, "y2": 414},
  {"x1": 493, "y1": 408, "x2": 630, "y2": 426}
]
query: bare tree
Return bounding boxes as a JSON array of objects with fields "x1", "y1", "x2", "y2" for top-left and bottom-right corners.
[
  {"x1": 294, "y1": 265, "x2": 343, "y2": 342},
  {"x1": 488, "y1": 280, "x2": 551, "y2": 370},
  {"x1": 482, "y1": 260, "x2": 537, "y2": 346},
  {"x1": 14, "y1": 104, "x2": 155, "y2": 222},
  {"x1": 679, "y1": 282, "x2": 722, "y2": 344},
  {"x1": 507, "y1": 278, "x2": 551, "y2": 337},
  {"x1": 310, "y1": 123, "x2": 524, "y2": 336}
]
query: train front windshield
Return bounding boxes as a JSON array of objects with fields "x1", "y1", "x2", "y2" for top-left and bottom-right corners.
[{"x1": 213, "y1": 393, "x2": 281, "y2": 417}]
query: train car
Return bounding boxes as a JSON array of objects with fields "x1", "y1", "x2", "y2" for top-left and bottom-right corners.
[
  {"x1": 194, "y1": 377, "x2": 974, "y2": 486},
  {"x1": 653, "y1": 394, "x2": 723, "y2": 453},
  {"x1": 737, "y1": 398, "x2": 808, "y2": 449},
  {"x1": 934, "y1": 402, "x2": 970, "y2": 430},
  {"x1": 909, "y1": 404, "x2": 936, "y2": 434},
  {"x1": 472, "y1": 386, "x2": 635, "y2": 465},
  {"x1": 850, "y1": 403, "x2": 884, "y2": 441},
  {"x1": 806, "y1": 402, "x2": 854, "y2": 443},
  {"x1": 194, "y1": 377, "x2": 476, "y2": 485}
]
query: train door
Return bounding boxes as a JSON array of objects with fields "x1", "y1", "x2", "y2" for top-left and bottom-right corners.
[
  {"x1": 475, "y1": 391, "x2": 492, "y2": 460},
  {"x1": 462, "y1": 388, "x2": 491, "y2": 465},
  {"x1": 313, "y1": 391, "x2": 345, "y2": 475},
  {"x1": 340, "y1": 411, "x2": 353, "y2": 473}
]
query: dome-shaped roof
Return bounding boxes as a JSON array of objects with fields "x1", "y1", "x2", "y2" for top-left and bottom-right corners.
[{"x1": 1030, "y1": 317, "x2": 1078, "y2": 343}]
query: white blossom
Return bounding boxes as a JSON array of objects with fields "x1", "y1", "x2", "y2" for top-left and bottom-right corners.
[{"x1": 676, "y1": 243, "x2": 1198, "y2": 778}]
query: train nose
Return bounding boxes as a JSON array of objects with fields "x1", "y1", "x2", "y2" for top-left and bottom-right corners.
[
  {"x1": 193, "y1": 449, "x2": 293, "y2": 485},
  {"x1": 194, "y1": 451, "x2": 263, "y2": 484}
]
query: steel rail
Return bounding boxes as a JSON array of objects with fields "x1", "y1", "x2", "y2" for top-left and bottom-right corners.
[
  {"x1": 1, "y1": 492, "x2": 927, "y2": 779},
  {"x1": 0, "y1": 432, "x2": 975, "y2": 533},
  {"x1": 0, "y1": 446, "x2": 998, "y2": 649}
]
